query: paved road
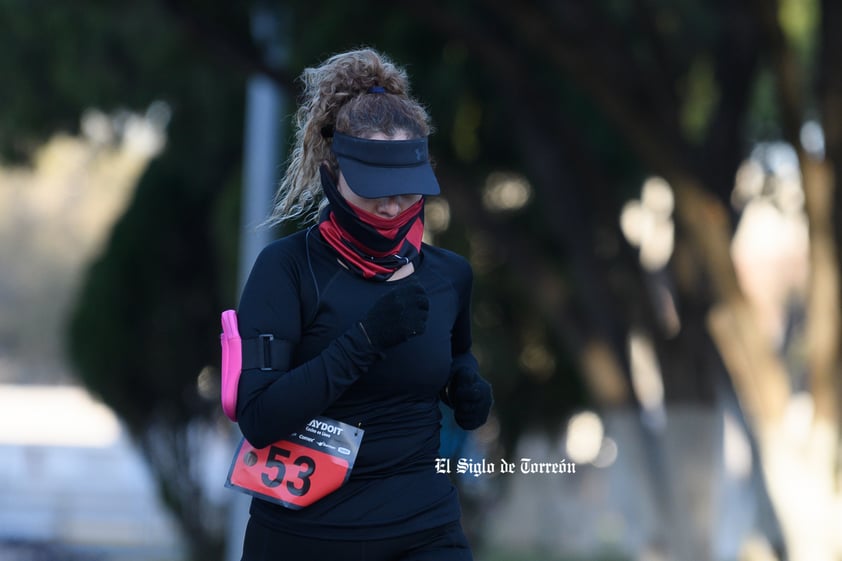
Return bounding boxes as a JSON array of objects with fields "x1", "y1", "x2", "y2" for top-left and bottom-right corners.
[{"x1": 0, "y1": 384, "x2": 184, "y2": 561}]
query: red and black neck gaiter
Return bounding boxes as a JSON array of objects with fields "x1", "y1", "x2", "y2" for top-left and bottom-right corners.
[{"x1": 318, "y1": 165, "x2": 425, "y2": 281}]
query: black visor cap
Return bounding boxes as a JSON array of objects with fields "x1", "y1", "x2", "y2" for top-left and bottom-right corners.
[{"x1": 330, "y1": 132, "x2": 440, "y2": 199}]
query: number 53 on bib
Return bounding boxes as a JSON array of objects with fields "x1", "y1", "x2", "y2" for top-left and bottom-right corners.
[{"x1": 225, "y1": 417, "x2": 363, "y2": 510}]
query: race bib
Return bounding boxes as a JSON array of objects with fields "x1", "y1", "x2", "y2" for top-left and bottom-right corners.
[{"x1": 225, "y1": 417, "x2": 363, "y2": 510}]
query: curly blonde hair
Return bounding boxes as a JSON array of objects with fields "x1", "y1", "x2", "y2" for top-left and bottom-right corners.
[{"x1": 265, "y1": 48, "x2": 433, "y2": 227}]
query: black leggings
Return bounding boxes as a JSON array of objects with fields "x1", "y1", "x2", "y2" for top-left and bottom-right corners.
[{"x1": 240, "y1": 517, "x2": 473, "y2": 561}]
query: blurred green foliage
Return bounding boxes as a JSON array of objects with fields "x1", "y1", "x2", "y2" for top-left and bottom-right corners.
[{"x1": 1, "y1": 0, "x2": 829, "y2": 558}]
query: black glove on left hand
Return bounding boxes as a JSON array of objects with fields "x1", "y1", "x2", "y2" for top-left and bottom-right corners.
[
  {"x1": 359, "y1": 279, "x2": 429, "y2": 351},
  {"x1": 449, "y1": 368, "x2": 493, "y2": 430}
]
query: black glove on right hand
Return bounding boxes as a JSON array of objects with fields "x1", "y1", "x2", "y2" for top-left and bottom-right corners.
[
  {"x1": 449, "y1": 368, "x2": 493, "y2": 430},
  {"x1": 359, "y1": 279, "x2": 429, "y2": 351}
]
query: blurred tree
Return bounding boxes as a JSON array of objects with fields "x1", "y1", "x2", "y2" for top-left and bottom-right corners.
[
  {"x1": 1, "y1": 1, "x2": 251, "y2": 559},
  {"x1": 4, "y1": 0, "x2": 841, "y2": 559},
  {"x1": 383, "y1": 0, "x2": 838, "y2": 559}
]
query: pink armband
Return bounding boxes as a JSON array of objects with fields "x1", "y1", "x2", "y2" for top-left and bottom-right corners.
[{"x1": 220, "y1": 309, "x2": 242, "y2": 421}]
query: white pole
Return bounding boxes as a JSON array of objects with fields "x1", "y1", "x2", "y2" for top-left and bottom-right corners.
[
  {"x1": 237, "y1": 73, "x2": 282, "y2": 289},
  {"x1": 225, "y1": 7, "x2": 286, "y2": 560}
]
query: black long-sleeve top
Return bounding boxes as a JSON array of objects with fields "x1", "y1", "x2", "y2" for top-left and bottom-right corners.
[{"x1": 235, "y1": 226, "x2": 477, "y2": 539}]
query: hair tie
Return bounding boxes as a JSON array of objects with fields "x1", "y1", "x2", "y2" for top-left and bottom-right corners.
[{"x1": 368, "y1": 86, "x2": 386, "y2": 94}]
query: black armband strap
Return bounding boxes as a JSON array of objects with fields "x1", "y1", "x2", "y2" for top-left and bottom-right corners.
[{"x1": 242, "y1": 335, "x2": 294, "y2": 371}]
